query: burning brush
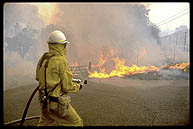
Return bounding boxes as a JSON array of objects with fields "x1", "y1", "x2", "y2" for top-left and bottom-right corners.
[
  {"x1": 86, "y1": 48, "x2": 189, "y2": 79},
  {"x1": 70, "y1": 48, "x2": 189, "y2": 79}
]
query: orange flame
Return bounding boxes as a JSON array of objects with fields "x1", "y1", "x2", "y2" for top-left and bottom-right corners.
[
  {"x1": 88, "y1": 48, "x2": 189, "y2": 79},
  {"x1": 96, "y1": 52, "x2": 108, "y2": 68},
  {"x1": 32, "y1": 3, "x2": 59, "y2": 24},
  {"x1": 168, "y1": 62, "x2": 189, "y2": 72},
  {"x1": 91, "y1": 48, "x2": 115, "y2": 71},
  {"x1": 141, "y1": 48, "x2": 147, "y2": 58},
  {"x1": 89, "y1": 55, "x2": 160, "y2": 78}
]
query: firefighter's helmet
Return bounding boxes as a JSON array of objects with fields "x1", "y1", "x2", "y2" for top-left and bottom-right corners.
[{"x1": 47, "y1": 30, "x2": 70, "y2": 44}]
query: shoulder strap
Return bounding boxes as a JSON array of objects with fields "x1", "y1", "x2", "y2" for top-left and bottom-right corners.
[
  {"x1": 39, "y1": 53, "x2": 62, "y2": 98},
  {"x1": 43, "y1": 53, "x2": 55, "y2": 97},
  {"x1": 39, "y1": 52, "x2": 49, "y2": 68},
  {"x1": 48, "y1": 81, "x2": 62, "y2": 95}
]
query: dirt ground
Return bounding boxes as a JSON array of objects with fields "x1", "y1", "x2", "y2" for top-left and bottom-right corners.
[{"x1": 3, "y1": 78, "x2": 189, "y2": 126}]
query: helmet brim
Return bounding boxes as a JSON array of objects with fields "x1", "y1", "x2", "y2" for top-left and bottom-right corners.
[
  {"x1": 47, "y1": 40, "x2": 70, "y2": 44},
  {"x1": 63, "y1": 40, "x2": 70, "y2": 44}
]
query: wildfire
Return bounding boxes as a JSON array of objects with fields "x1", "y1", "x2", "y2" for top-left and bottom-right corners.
[
  {"x1": 168, "y1": 62, "x2": 189, "y2": 72},
  {"x1": 91, "y1": 48, "x2": 115, "y2": 70},
  {"x1": 88, "y1": 56, "x2": 160, "y2": 78},
  {"x1": 141, "y1": 48, "x2": 147, "y2": 58},
  {"x1": 95, "y1": 52, "x2": 108, "y2": 68},
  {"x1": 31, "y1": 3, "x2": 59, "y2": 24},
  {"x1": 88, "y1": 48, "x2": 189, "y2": 79}
]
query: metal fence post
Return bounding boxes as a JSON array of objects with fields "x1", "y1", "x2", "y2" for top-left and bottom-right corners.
[{"x1": 184, "y1": 32, "x2": 187, "y2": 52}]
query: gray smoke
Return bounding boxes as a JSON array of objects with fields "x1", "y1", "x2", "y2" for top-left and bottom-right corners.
[
  {"x1": 160, "y1": 69, "x2": 189, "y2": 80},
  {"x1": 4, "y1": 3, "x2": 172, "y2": 90},
  {"x1": 4, "y1": 3, "x2": 44, "y2": 90},
  {"x1": 4, "y1": 3, "x2": 44, "y2": 37},
  {"x1": 54, "y1": 4, "x2": 163, "y2": 66}
]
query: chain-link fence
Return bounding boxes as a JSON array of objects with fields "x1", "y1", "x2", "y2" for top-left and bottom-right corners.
[{"x1": 160, "y1": 29, "x2": 189, "y2": 63}]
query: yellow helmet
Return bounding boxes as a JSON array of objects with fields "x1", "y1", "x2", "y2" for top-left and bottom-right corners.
[{"x1": 47, "y1": 30, "x2": 70, "y2": 44}]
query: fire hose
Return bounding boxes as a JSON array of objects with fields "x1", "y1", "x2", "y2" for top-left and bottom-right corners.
[
  {"x1": 4, "y1": 79, "x2": 87, "y2": 126},
  {"x1": 4, "y1": 85, "x2": 40, "y2": 126},
  {"x1": 19, "y1": 85, "x2": 40, "y2": 126}
]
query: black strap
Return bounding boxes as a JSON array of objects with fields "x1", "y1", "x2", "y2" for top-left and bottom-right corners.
[
  {"x1": 39, "y1": 53, "x2": 63, "y2": 107},
  {"x1": 49, "y1": 81, "x2": 62, "y2": 94},
  {"x1": 39, "y1": 53, "x2": 56, "y2": 97},
  {"x1": 49, "y1": 96, "x2": 58, "y2": 102},
  {"x1": 39, "y1": 52, "x2": 49, "y2": 67},
  {"x1": 44, "y1": 54, "x2": 55, "y2": 97}
]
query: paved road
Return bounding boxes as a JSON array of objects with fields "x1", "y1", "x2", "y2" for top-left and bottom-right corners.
[{"x1": 3, "y1": 79, "x2": 189, "y2": 126}]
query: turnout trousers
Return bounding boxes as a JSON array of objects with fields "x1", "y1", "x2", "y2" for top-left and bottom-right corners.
[{"x1": 37, "y1": 103, "x2": 83, "y2": 126}]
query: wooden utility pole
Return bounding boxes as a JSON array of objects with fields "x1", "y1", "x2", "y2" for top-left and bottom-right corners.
[{"x1": 88, "y1": 62, "x2": 91, "y2": 72}]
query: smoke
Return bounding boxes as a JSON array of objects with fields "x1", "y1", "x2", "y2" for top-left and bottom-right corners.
[
  {"x1": 4, "y1": 3, "x2": 45, "y2": 90},
  {"x1": 5, "y1": 3, "x2": 187, "y2": 90},
  {"x1": 4, "y1": 3, "x2": 45, "y2": 37},
  {"x1": 53, "y1": 4, "x2": 163, "y2": 66},
  {"x1": 4, "y1": 51, "x2": 37, "y2": 90},
  {"x1": 160, "y1": 69, "x2": 189, "y2": 80}
]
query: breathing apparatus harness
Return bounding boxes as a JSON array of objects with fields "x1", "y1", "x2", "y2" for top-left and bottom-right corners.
[
  {"x1": 38, "y1": 52, "x2": 62, "y2": 109},
  {"x1": 19, "y1": 53, "x2": 59, "y2": 126}
]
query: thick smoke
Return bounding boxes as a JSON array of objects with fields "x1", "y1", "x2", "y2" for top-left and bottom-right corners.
[
  {"x1": 4, "y1": 3, "x2": 45, "y2": 37},
  {"x1": 4, "y1": 3, "x2": 45, "y2": 90},
  {"x1": 4, "y1": 3, "x2": 171, "y2": 90},
  {"x1": 54, "y1": 4, "x2": 163, "y2": 66}
]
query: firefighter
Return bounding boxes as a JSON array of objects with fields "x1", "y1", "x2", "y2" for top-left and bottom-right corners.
[{"x1": 35, "y1": 30, "x2": 83, "y2": 126}]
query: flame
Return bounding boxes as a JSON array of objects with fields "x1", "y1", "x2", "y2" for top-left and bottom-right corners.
[
  {"x1": 96, "y1": 52, "x2": 107, "y2": 68},
  {"x1": 92, "y1": 48, "x2": 115, "y2": 71},
  {"x1": 88, "y1": 48, "x2": 189, "y2": 79},
  {"x1": 89, "y1": 55, "x2": 160, "y2": 78},
  {"x1": 168, "y1": 62, "x2": 189, "y2": 72},
  {"x1": 138, "y1": 47, "x2": 147, "y2": 61},
  {"x1": 32, "y1": 3, "x2": 59, "y2": 24},
  {"x1": 110, "y1": 57, "x2": 160, "y2": 77},
  {"x1": 88, "y1": 48, "x2": 160, "y2": 78},
  {"x1": 141, "y1": 48, "x2": 147, "y2": 58}
]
